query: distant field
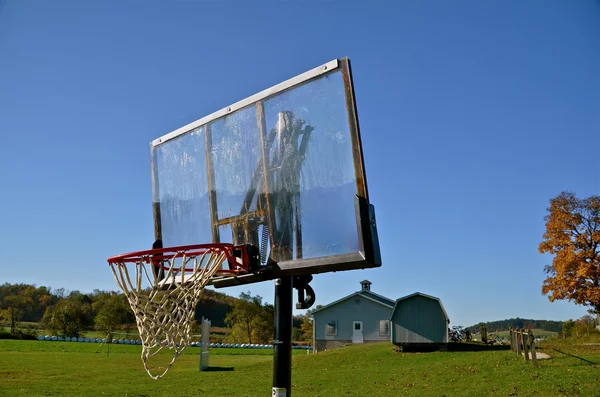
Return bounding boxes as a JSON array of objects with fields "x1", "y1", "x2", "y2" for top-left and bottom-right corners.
[
  {"x1": 1, "y1": 325, "x2": 229, "y2": 342},
  {"x1": 1, "y1": 338, "x2": 599, "y2": 396},
  {"x1": 488, "y1": 329, "x2": 558, "y2": 339},
  {"x1": 2, "y1": 325, "x2": 307, "y2": 346}
]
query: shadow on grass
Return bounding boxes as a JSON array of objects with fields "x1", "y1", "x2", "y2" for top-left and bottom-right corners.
[
  {"x1": 447, "y1": 343, "x2": 511, "y2": 352},
  {"x1": 202, "y1": 366, "x2": 234, "y2": 372},
  {"x1": 396, "y1": 342, "x2": 511, "y2": 353},
  {"x1": 551, "y1": 348, "x2": 598, "y2": 365}
]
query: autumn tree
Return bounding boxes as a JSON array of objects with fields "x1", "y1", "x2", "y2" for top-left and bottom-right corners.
[
  {"x1": 564, "y1": 315, "x2": 600, "y2": 338},
  {"x1": 295, "y1": 305, "x2": 321, "y2": 342},
  {"x1": 540, "y1": 192, "x2": 600, "y2": 314},
  {"x1": 92, "y1": 292, "x2": 134, "y2": 336},
  {"x1": 42, "y1": 295, "x2": 93, "y2": 337},
  {"x1": 0, "y1": 305, "x2": 9, "y2": 328},
  {"x1": 4, "y1": 295, "x2": 34, "y2": 333},
  {"x1": 225, "y1": 292, "x2": 273, "y2": 344},
  {"x1": 299, "y1": 315, "x2": 313, "y2": 341},
  {"x1": 561, "y1": 319, "x2": 575, "y2": 337},
  {"x1": 0, "y1": 283, "x2": 55, "y2": 326}
]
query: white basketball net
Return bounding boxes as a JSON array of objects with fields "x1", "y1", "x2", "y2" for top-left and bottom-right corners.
[{"x1": 109, "y1": 247, "x2": 226, "y2": 379}]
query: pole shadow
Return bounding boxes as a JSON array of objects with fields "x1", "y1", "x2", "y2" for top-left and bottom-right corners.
[
  {"x1": 552, "y1": 348, "x2": 598, "y2": 365},
  {"x1": 202, "y1": 366, "x2": 235, "y2": 372}
]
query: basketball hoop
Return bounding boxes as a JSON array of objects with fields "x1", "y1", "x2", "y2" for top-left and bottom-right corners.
[{"x1": 107, "y1": 243, "x2": 252, "y2": 379}]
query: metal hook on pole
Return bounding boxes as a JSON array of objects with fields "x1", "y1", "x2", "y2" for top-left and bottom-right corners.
[{"x1": 293, "y1": 275, "x2": 315, "y2": 310}]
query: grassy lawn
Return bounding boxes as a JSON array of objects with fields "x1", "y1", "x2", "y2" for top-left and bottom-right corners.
[{"x1": 1, "y1": 339, "x2": 599, "y2": 396}]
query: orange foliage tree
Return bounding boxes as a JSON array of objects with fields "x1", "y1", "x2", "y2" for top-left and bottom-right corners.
[{"x1": 540, "y1": 192, "x2": 600, "y2": 314}]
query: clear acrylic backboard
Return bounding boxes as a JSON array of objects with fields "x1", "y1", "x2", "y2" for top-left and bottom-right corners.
[{"x1": 150, "y1": 57, "x2": 380, "y2": 287}]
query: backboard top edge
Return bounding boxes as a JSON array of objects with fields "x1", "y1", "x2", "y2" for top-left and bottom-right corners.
[{"x1": 151, "y1": 58, "x2": 341, "y2": 147}]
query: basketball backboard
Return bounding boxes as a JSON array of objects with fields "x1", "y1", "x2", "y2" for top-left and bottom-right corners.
[{"x1": 150, "y1": 57, "x2": 380, "y2": 288}]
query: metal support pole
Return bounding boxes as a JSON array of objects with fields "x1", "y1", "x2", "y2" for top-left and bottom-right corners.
[{"x1": 273, "y1": 276, "x2": 293, "y2": 396}]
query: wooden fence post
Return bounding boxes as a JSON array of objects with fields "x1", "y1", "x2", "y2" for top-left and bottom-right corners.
[
  {"x1": 511, "y1": 327, "x2": 517, "y2": 352},
  {"x1": 516, "y1": 329, "x2": 522, "y2": 355},
  {"x1": 528, "y1": 330, "x2": 539, "y2": 368},
  {"x1": 523, "y1": 329, "x2": 530, "y2": 360}
]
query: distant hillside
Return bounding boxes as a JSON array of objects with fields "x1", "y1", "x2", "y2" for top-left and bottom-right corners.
[
  {"x1": 194, "y1": 289, "x2": 237, "y2": 327},
  {"x1": 466, "y1": 318, "x2": 562, "y2": 333},
  {"x1": 195, "y1": 288, "x2": 304, "y2": 329}
]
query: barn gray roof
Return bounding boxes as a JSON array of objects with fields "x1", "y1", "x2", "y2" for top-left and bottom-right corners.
[
  {"x1": 361, "y1": 290, "x2": 395, "y2": 306},
  {"x1": 390, "y1": 292, "x2": 449, "y2": 321},
  {"x1": 311, "y1": 289, "x2": 394, "y2": 314}
]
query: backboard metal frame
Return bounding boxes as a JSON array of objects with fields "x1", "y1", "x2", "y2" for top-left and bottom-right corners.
[
  {"x1": 150, "y1": 57, "x2": 381, "y2": 288},
  {"x1": 151, "y1": 59, "x2": 340, "y2": 148}
]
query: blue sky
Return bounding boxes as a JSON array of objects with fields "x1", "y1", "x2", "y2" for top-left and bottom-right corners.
[{"x1": 0, "y1": 0, "x2": 598, "y2": 327}]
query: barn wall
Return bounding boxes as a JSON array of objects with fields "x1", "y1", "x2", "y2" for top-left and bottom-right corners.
[
  {"x1": 313, "y1": 295, "x2": 392, "y2": 342},
  {"x1": 391, "y1": 295, "x2": 447, "y2": 344}
]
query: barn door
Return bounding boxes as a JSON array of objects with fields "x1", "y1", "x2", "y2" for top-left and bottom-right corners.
[{"x1": 352, "y1": 321, "x2": 364, "y2": 343}]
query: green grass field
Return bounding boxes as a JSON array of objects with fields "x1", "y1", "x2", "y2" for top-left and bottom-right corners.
[{"x1": 1, "y1": 339, "x2": 599, "y2": 396}]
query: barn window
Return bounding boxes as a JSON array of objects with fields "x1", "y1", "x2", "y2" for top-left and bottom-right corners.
[
  {"x1": 379, "y1": 320, "x2": 389, "y2": 336},
  {"x1": 326, "y1": 321, "x2": 337, "y2": 336}
]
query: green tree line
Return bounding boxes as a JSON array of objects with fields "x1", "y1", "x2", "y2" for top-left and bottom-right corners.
[
  {"x1": 0, "y1": 283, "x2": 136, "y2": 338},
  {"x1": 0, "y1": 283, "x2": 313, "y2": 344},
  {"x1": 561, "y1": 315, "x2": 599, "y2": 338},
  {"x1": 465, "y1": 318, "x2": 563, "y2": 333}
]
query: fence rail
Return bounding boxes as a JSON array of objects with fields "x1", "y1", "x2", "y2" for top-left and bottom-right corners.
[{"x1": 509, "y1": 327, "x2": 539, "y2": 368}]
